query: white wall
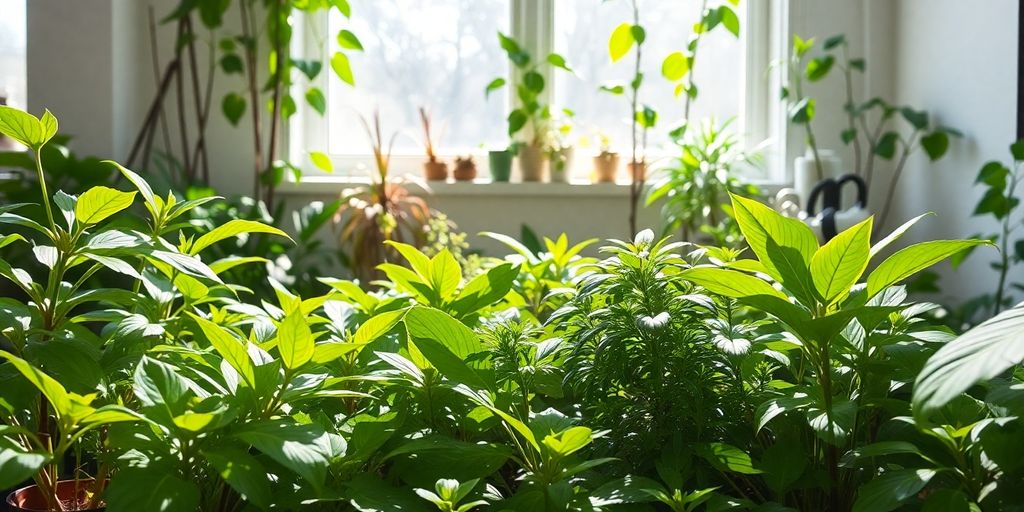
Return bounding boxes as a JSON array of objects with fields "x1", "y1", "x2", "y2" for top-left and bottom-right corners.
[{"x1": 885, "y1": 0, "x2": 1021, "y2": 305}]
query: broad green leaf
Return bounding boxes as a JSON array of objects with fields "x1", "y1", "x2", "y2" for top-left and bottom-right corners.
[
  {"x1": 682, "y1": 267, "x2": 787, "y2": 300},
  {"x1": 331, "y1": 52, "x2": 355, "y2": 86},
  {"x1": 353, "y1": 308, "x2": 409, "y2": 346},
  {"x1": 449, "y1": 262, "x2": 517, "y2": 317},
  {"x1": 507, "y1": 109, "x2": 527, "y2": 136},
  {"x1": 805, "y1": 55, "x2": 834, "y2": 81},
  {"x1": 0, "y1": 438, "x2": 50, "y2": 490},
  {"x1": 53, "y1": 190, "x2": 76, "y2": 229},
  {"x1": 852, "y1": 469, "x2": 935, "y2": 512},
  {"x1": 661, "y1": 52, "x2": 689, "y2": 81},
  {"x1": 405, "y1": 307, "x2": 487, "y2": 388},
  {"x1": 866, "y1": 239, "x2": 989, "y2": 298},
  {"x1": 0, "y1": 351, "x2": 71, "y2": 420},
  {"x1": 310, "y1": 151, "x2": 333, "y2": 172},
  {"x1": 235, "y1": 421, "x2": 333, "y2": 489},
  {"x1": 869, "y1": 213, "x2": 933, "y2": 259},
  {"x1": 696, "y1": 442, "x2": 762, "y2": 474},
  {"x1": 105, "y1": 467, "x2": 201, "y2": 512},
  {"x1": 731, "y1": 193, "x2": 818, "y2": 274},
  {"x1": 811, "y1": 216, "x2": 872, "y2": 303},
  {"x1": 386, "y1": 240, "x2": 433, "y2": 280},
  {"x1": 203, "y1": 447, "x2": 272, "y2": 508},
  {"x1": 75, "y1": 186, "x2": 136, "y2": 225},
  {"x1": 0, "y1": 106, "x2": 56, "y2": 149},
  {"x1": 718, "y1": 5, "x2": 740, "y2": 37},
  {"x1": 189, "y1": 314, "x2": 256, "y2": 387},
  {"x1": 151, "y1": 250, "x2": 223, "y2": 283},
  {"x1": 874, "y1": 131, "x2": 899, "y2": 159},
  {"x1": 542, "y1": 426, "x2": 592, "y2": 457},
  {"x1": 921, "y1": 131, "x2": 949, "y2": 161},
  {"x1": 305, "y1": 87, "x2": 327, "y2": 116},
  {"x1": 608, "y1": 22, "x2": 635, "y2": 62},
  {"x1": 134, "y1": 357, "x2": 191, "y2": 412},
  {"x1": 336, "y1": 29, "x2": 363, "y2": 50},
  {"x1": 191, "y1": 219, "x2": 290, "y2": 255},
  {"x1": 209, "y1": 256, "x2": 268, "y2": 275},
  {"x1": 546, "y1": 53, "x2": 573, "y2": 73},
  {"x1": 104, "y1": 162, "x2": 157, "y2": 214},
  {"x1": 913, "y1": 303, "x2": 1024, "y2": 418},
  {"x1": 278, "y1": 308, "x2": 315, "y2": 370},
  {"x1": 430, "y1": 249, "x2": 461, "y2": 300},
  {"x1": 222, "y1": 92, "x2": 246, "y2": 126}
]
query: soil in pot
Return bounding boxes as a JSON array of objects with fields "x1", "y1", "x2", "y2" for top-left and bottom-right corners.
[
  {"x1": 7, "y1": 479, "x2": 105, "y2": 512},
  {"x1": 423, "y1": 160, "x2": 448, "y2": 181}
]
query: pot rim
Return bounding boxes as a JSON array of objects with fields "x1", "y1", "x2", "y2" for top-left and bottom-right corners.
[{"x1": 6, "y1": 479, "x2": 105, "y2": 512}]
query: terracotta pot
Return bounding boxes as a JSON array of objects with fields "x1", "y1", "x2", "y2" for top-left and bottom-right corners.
[
  {"x1": 452, "y1": 158, "x2": 477, "y2": 181},
  {"x1": 628, "y1": 161, "x2": 647, "y2": 182},
  {"x1": 518, "y1": 144, "x2": 548, "y2": 182},
  {"x1": 592, "y1": 152, "x2": 620, "y2": 183},
  {"x1": 549, "y1": 147, "x2": 574, "y2": 183},
  {"x1": 423, "y1": 160, "x2": 448, "y2": 181},
  {"x1": 7, "y1": 479, "x2": 106, "y2": 511},
  {"x1": 489, "y1": 150, "x2": 513, "y2": 182}
]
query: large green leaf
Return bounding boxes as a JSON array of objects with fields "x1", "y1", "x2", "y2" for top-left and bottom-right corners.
[
  {"x1": 133, "y1": 356, "x2": 192, "y2": 412},
  {"x1": 105, "y1": 160, "x2": 157, "y2": 210},
  {"x1": 235, "y1": 420, "x2": 333, "y2": 489},
  {"x1": 278, "y1": 307, "x2": 315, "y2": 370},
  {"x1": 104, "y1": 467, "x2": 201, "y2": 512},
  {"x1": 449, "y1": 262, "x2": 518, "y2": 317},
  {"x1": 75, "y1": 186, "x2": 136, "y2": 225},
  {"x1": 188, "y1": 314, "x2": 256, "y2": 387},
  {"x1": 405, "y1": 307, "x2": 488, "y2": 388},
  {"x1": 682, "y1": 267, "x2": 788, "y2": 300},
  {"x1": 430, "y1": 249, "x2": 462, "y2": 300},
  {"x1": 852, "y1": 469, "x2": 935, "y2": 512},
  {"x1": 730, "y1": 193, "x2": 818, "y2": 287},
  {"x1": 0, "y1": 438, "x2": 50, "y2": 490},
  {"x1": 913, "y1": 303, "x2": 1024, "y2": 418},
  {"x1": 696, "y1": 442, "x2": 762, "y2": 474},
  {"x1": 190, "y1": 219, "x2": 290, "y2": 255},
  {"x1": 866, "y1": 239, "x2": 989, "y2": 298},
  {"x1": 203, "y1": 446, "x2": 272, "y2": 508},
  {"x1": 811, "y1": 216, "x2": 872, "y2": 303},
  {"x1": 0, "y1": 351, "x2": 71, "y2": 420},
  {"x1": 0, "y1": 106, "x2": 56, "y2": 149}
]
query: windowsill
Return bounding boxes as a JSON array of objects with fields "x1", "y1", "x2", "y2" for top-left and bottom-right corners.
[{"x1": 277, "y1": 175, "x2": 788, "y2": 198}]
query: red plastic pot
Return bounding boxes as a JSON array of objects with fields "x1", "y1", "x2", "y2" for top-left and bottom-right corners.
[{"x1": 6, "y1": 480, "x2": 105, "y2": 511}]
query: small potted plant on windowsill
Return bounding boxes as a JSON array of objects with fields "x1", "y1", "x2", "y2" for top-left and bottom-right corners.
[
  {"x1": 452, "y1": 155, "x2": 477, "y2": 181},
  {"x1": 419, "y1": 106, "x2": 447, "y2": 181},
  {"x1": 592, "y1": 132, "x2": 619, "y2": 183},
  {"x1": 548, "y1": 107, "x2": 576, "y2": 184},
  {"x1": 489, "y1": 144, "x2": 515, "y2": 182},
  {"x1": 486, "y1": 32, "x2": 573, "y2": 183}
]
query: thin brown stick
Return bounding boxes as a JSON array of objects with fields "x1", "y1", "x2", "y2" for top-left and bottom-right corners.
[
  {"x1": 184, "y1": 15, "x2": 210, "y2": 184},
  {"x1": 240, "y1": 0, "x2": 264, "y2": 200},
  {"x1": 266, "y1": 0, "x2": 286, "y2": 208},
  {"x1": 148, "y1": 7, "x2": 174, "y2": 159},
  {"x1": 173, "y1": 19, "x2": 193, "y2": 182},
  {"x1": 128, "y1": 61, "x2": 180, "y2": 168}
]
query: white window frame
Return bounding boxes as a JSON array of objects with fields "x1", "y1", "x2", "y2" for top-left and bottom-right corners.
[{"x1": 287, "y1": 0, "x2": 788, "y2": 184}]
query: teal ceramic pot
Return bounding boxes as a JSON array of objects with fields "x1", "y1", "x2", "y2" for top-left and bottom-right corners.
[{"x1": 489, "y1": 150, "x2": 513, "y2": 182}]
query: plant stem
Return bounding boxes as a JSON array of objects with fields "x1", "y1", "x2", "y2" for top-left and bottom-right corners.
[
  {"x1": 994, "y1": 165, "x2": 1019, "y2": 314},
  {"x1": 33, "y1": 149, "x2": 57, "y2": 233},
  {"x1": 266, "y1": 0, "x2": 286, "y2": 209},
  {"x1": 841, "y1": 45, "x2": 863, "y2": 177},
  {"x1": 627, "y1": 0, "x2": 642, "y2": 236},
  {"x1": 877, "y1": 131, "x2": 920, "y2": 231}
]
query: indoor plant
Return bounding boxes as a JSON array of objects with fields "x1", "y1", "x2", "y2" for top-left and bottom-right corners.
[
  {"x1": 419, "y1": 106, "x2": 448, "y2": 181},
  {"x1": 452, "y1": 155, "x2": 477, "y2": 182},
  {"x1": 488, "y1": 147, "x2": 514, "y2": 183},
  {"x1": 592, "y1": 132, "x2": 619, "y2": 183},
  {"x1": 485, "y1": 33, "x2": 572, "y2": 182}
]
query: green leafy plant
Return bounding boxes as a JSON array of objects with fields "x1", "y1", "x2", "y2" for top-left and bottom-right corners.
[
  {"x1": 415, "y1": 478, "x2": 488, "y2": 511},
  {"x1": 789, "y1": 34, "x2": 960, "y2": 230},
  {"x1": 647, "y1": 117, "x2": 761, "y2": 246},
  {"x1": 486, "y1": 33, "x2": 573, "y2": 151},
  {"x1": 953, "y1": 141, "x2": 1024, "y2": 319},
  {"x1": 335, "y1": 110, "x2": 433, "y2": 284}
]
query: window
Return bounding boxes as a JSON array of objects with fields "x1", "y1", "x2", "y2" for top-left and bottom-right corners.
[
  {"x1": 327, "y1": 1, "x2": 509, "y2": 156},
  {"x1": 294, "y1": 0, "x2": 776, "y2": 179},
  {"x1": 554, "y1": 0, "x2": 744, "y2": 153},
  {"x1": 0, "y1": 0, "x2": 27, "y2": 111}
]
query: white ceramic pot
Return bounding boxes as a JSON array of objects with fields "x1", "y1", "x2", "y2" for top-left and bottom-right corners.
[
  {"x1": 549, "y1": 147, "x2": 573, "y2": 183},
  {"x1": 518, "y1": 144, "x2": 548, "y2": 182}
]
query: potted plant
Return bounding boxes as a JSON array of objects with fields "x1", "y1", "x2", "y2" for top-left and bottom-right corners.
[
  {"x1": 419, "y1": 107, "x2": 448, "y2": 181},
  {"x1": 486, "y1": 33, "x2": 572, "y2": 182},
  {"x1": 489, "y1": 145, "x2": 514, "y2": 182},
  {"x1": 548, "y1": 108, "x2": 576, "y2": 184},
  {"x1": 592, "y1": 132, "x2": 619, "y2": 183},
  {"x1": 453, "y1": 155, "x2": 477, "y2": 181}
]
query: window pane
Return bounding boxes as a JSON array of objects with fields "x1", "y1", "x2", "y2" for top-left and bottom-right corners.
[
  {"x1": 554, "y1": 0, "x2": 744, "y2": 154},
  {"x1": 0, "y1": 0, "x2": 27, "y2": 110},
  {"x1": 327, "y1": 1, "x2": 509, "y2": 156}
]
